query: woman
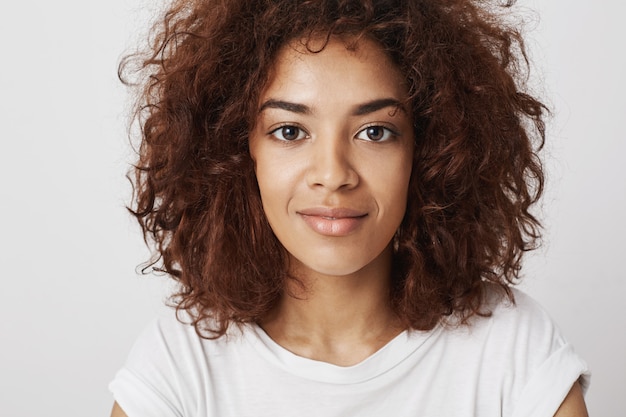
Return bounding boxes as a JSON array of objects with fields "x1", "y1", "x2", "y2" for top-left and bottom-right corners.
[{"x1": 110, "y1": 0, "x2": 590, "y2": 415}]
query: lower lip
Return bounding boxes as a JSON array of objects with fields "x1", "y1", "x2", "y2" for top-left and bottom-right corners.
[{"x1": 299, "y1": 214, "x2": 366, "y2": 237}]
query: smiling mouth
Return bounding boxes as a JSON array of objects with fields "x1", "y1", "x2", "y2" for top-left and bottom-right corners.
[
  {"x1": 320, "y1": 214, "x2": 358, "y2": 220},
  {"x1": 298, "y1": 207, "x2": 367, "y2": 218},
  {"x1": 298, "y1": 208, "x2": 368, "y2": 236}
]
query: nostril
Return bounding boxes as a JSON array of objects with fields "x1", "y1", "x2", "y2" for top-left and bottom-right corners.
[{"x1": 307, "y1": 162, "x2": 359, "y2": 191}]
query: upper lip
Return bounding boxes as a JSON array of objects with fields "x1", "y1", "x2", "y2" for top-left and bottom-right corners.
[{"x1": 297, "y1": 207, "x2": 368, "y2": 219}]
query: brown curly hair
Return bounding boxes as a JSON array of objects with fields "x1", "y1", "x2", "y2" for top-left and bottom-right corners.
[{"x1": 121, "y1": 0, "x2": 546, "y2": 337}]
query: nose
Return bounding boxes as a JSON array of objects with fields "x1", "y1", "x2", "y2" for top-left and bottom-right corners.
[{"x1": 306, "y1": 133, "x2": 359, "y2": 191}]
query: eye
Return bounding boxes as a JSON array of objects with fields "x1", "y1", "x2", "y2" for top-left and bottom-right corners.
[
  {"x1": 269, "y1": 125, "x2": 307, "y2": 141},
  {"x1": 356, "y1": 125, "x2": 396, "y2": 142}
]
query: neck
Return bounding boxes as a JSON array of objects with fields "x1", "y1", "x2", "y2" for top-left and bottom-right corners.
[{"x1": 260, "y1": 245, "x2": 403, "y2": 366}]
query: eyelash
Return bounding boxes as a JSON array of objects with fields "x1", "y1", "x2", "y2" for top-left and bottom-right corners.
[
  {"x1": 268, "y1": 124, "x2": 399, "y2": 142},
  {"x1": 269, "y1": 125, "x2": 308, "y2": 141},
  {"x1": 355, "y1": 124, "x2": 398, "y2": 142}
]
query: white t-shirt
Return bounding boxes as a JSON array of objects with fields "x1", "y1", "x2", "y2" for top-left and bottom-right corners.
[{"x1": 109, "y1": 289, "x2": 589, "y2": 417}]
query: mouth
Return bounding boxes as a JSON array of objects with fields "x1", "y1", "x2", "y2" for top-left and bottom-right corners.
[
  {"x1": 298, "y1": 207, "x2": 367, "y2": 219},
  {"x1": 297, "y1": 207, "x2": 368, "y2": 237}
]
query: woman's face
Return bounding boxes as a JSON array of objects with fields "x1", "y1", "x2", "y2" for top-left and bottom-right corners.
[{"x1": 249, "y1": 37, "x2": 414, "y2": 279}]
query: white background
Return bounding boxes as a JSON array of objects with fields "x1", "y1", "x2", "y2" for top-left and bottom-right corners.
[{"x1": 0, "y1": 1, "x2": 623, "y2": 416}]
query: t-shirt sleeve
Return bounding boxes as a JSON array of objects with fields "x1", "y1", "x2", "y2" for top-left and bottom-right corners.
[
  {"x1": 507, "y1": 290, "x2": 591, "y2": 417},
  {"x1": 109, "y1": 318, "x2": 186, "y2": 417},
  {"x1": 511, "y1": 343, "x2": 589, "y2": 417}
]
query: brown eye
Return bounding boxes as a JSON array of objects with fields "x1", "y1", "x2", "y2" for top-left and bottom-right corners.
[
  {"x1": 366, "y1": 126, "x2": 384, "y2": 141},
  {"x1": 356, "y1": 125, "x2": 396, "y2": 142},
  {"x1": 270, "y1": 125, "x2": 307, "y2": 141},
  {"x1": 281, "y1": 126, "x2": 299, "y2": 140}
]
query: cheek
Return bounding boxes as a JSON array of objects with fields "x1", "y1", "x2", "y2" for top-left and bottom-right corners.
[
  {"x1": 251, "y1": 140, "x2": 303, "y2": 194},
  {"x1": 373, "y1": 151, "x2": 413, "y2": 201},
  {"x1": 250, "y1": 141, "x2": 271, "y2": 192},
  {"x1": 254, "y1": 163, "x2": 275, "y2": 210},
  {"x1": 252, "y1": 153, "x2": 297, "y2": 218},
  {"x1": 378, "y1": 153, "x2": 413, "y2": 228}
]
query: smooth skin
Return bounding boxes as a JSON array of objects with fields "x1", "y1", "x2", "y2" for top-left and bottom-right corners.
[
  {"x1": 110, "y1": 403, "x2": 125, "y2": 417},
  {"x1": 250, "y1": 37, "x2": 413, "y2": 366},
  {"x1": 110, "y1": 37, "x2": 588, "y2": 417}
]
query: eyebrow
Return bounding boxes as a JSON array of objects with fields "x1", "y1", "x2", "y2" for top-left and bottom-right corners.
[
  {"x1": 258, "y1": 100, "x2": 311, "y2": 115},
  {"x1": 352, "y1": 98, "x2": 406, "y2": 116},
  {"x1": 258, "y1": 98, "x2": 406, "y2": 116}
]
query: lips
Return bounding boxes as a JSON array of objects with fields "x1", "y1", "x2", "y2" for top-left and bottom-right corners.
[{"x1": 297, "y1": 207, "x2": 368, "y2": 237}]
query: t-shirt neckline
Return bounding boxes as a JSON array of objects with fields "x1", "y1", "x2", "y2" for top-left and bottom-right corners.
[{"x1": 246, "y1": 323, "x2": 440, "y2": 384}]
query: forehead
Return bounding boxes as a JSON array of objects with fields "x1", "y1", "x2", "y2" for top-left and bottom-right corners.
[{"x1": 260, "y1": 36, "x2": 408, "y2": 104}]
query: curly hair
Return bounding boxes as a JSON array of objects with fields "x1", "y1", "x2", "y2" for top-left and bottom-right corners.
[{"x1": 121, "y1": 0, "x2": 546, "y2": 337}]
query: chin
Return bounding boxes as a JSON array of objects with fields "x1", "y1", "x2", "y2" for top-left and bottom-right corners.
[
  {"x1": 288, "y1": 252, "x2": 381, "y2": 279},
  {"x1": 306, "y1": 264, "x2": 366, "y2": 278}
]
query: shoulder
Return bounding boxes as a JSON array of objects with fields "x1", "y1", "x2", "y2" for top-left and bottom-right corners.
[
  {"x1": 457, "y1": 286, "x2": 573, "y2": 368},
  {"x1": 124, "y1": 311, "x2": 249, "y2": 373},
  {"x1": 489, "y1": 287, "x2": 563, "y2": 340},
  {"x1": 461, "y1": 286, "x2": 591, "y2": 417},
  {"x1": 439, "y1": 286, "x2": 559, "y2": 339},
  {"x1": 109, "y1": 312, "x2": 250, "y2": 416}
]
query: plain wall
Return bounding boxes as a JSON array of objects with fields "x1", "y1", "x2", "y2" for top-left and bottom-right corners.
[{"x1": 0, "y1": 0, "x2": 623, "y2": 415}]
